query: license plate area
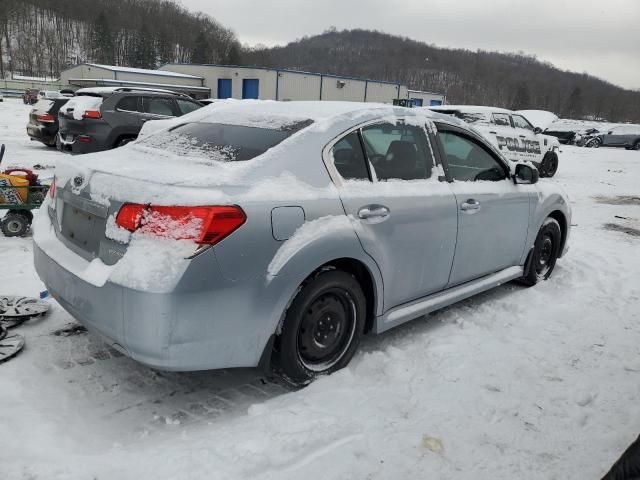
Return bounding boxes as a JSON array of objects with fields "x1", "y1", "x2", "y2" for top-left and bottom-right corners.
[{"x1": 61, "y1": 206, "x2": 102, "y2": 256}]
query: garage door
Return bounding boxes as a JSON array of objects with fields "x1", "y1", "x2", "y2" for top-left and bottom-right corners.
[{"x1": 242, "y1": 79, "x2": 259, "y2": 99}]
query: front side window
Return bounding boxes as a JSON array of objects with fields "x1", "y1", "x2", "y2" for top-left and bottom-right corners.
[
  {"x1": 492, "y1": 113, "x2": 512, "y2": 127},
  {"x1": 512, "y1": 114, "x2": 533, "y2": 131},
  {"x1": 331, "y1": 131, "x2": 370, "y2": 181},
  {"x1": 143, "y1": 97, "x2": 176, "y2": 117},
  {"x1": 360, "y1": 123, "x2": 433, "y2": 181},
  {"x1": 176, "y1": 99, "x2": 202, "y2": 115},
  {"x1": 437, "y1": 131, "x2": 507, "y2": 182}
]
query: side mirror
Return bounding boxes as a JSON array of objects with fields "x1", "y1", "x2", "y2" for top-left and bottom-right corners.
[
  {"x1": 514, "y1": 163, "x2": 539, "y2": 185},
  {"x1": 533, "y1": 127, "x2": 542, "y2": 134}
]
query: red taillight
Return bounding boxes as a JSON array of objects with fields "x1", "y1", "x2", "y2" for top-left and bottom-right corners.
[
  {"x1": 82, "y1": 109, "x2": 101, "y2": 119},
  {"x1": 48, "y1": 177, "x2": 56, "y2": 199},
  {"x1": 115, "y1": 204, "x2": 246, "y2": 245},
  {"x1": 77, "y1": 135, "x2": 93, "y2": 143},
  {"x1": 36, "y1": 113, "x2": 55, "y2": 123}
]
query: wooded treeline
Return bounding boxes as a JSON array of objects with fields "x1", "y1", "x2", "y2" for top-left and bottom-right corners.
[
  {"x1": 0, "y1": 0, "x2": 240, "y2": 79},
  {"x1": 244, "y1": 29, "x2": 640, "y2": 122}
]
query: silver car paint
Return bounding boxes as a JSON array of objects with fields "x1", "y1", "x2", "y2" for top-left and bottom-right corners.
[{"x1": 33, "y1": 102, "x2": 571, "y2": 372}]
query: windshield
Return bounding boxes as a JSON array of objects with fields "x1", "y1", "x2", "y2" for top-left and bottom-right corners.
[{"x1": 138, "y1": 120, "x2": 313, "y2": 162}]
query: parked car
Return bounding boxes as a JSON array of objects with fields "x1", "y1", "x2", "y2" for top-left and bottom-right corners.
[
  {"x1": 598, "y1": 125, "x2": 640, "y2": 150},
  {"x1": 57, "y1": 87, "x2": 203, "y2": 154},
  {"x1": 429, "y1": 106, "x2": 561, "y2": 177},
  {"x1": 26, "y1": 97, "x2": 71, "y2": 147},
  {"x1": 22, "y1": 89, "x2": 39, "y2": 105},
  {"x1": 33, "y1": 101, "x2": 571, "y2": 385}
]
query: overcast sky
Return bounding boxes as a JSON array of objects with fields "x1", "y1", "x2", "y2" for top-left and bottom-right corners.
[{"x1": 179, "y1": 0, "x2": 640, "y2": 90}]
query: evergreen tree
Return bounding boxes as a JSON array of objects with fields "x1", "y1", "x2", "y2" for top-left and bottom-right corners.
[
  {"x1": 566, "y1": 86, "x2": 584, "y2": 118},
  {"x1": 90, "y1": 11, "x2": 114, "y2": 65},
  {"x1": 511, "y1": 82, "x2": 531, "y2": 110},
  {"x1": 190, "y1": 32, "x2": 210, "y2": 64}
]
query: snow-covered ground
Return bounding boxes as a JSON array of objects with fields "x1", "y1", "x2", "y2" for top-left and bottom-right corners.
[{"x1": 1, "y1": 98, "x2": 640, "y2": 479}]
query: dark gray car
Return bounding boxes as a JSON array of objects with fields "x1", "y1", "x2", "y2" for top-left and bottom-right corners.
[
  {"x1": 57, "y1": 87, "x2": 202, "y2": 154},
  {"x1": 598, "y1": 125, "x2": 640, "y2": 150}
]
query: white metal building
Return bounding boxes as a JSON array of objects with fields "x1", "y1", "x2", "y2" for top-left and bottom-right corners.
[
  {"x1": 58, "y1": 64, "x2": 210, "y2": 98},
  {"x1": 158, "y1": 64, "x2": 442, "y2": 105},
  {"x1": 407, "y1": 89, "x2": 446, "y2": 107}
]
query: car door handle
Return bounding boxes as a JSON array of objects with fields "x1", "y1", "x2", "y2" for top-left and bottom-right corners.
[
  {"x1": 358, "y1": 205, "x2": 390, "y2": 221},
  {"x1": 519, "y1": 135, "x2": 526, "y2": 138},
  {"x1": 489, "y1": 131, "x2": 497, "y2": 134},
  {"x1": 460, "y1": 199, "x2": 481, "y2": 212}
]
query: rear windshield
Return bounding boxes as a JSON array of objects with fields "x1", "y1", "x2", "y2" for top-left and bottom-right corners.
[{"x1": 138, "y1": 120, "x2": 313, "y2": 162}]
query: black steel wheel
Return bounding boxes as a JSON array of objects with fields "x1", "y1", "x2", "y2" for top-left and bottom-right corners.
[
  {"x1": 0, "y1": 212, "x2": 30, "y2": 237},
  {"x1": 540, "y1": 152, "x2": 559, "y2": 178},
  {"x1": 276, "y1": 270, "x2": 366, "y2": 385},
  {"x1": 520, "y1": 218, "x2": 562, "y2": 287}
]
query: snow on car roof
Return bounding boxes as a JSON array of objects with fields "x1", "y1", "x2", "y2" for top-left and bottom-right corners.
[
  {"x1": 430, "y1": 105, "x2": 513, "y2": 114},
  {"x1": 181, "y1": 100, "x2": 437, "y2": 131},
  {"x1": 85, "y1": 64, "x2": 203, "y2": 79}
]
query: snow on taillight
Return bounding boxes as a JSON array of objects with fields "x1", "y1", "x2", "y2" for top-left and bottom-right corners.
[
  {"x1": 82, "y1": 109, "x2": 101, "y2": 119},
  {"x1": 115, "y1": 204, "x2": 246, "y2": 245},
  {"x1": 36, "y1": 113, "x2": 55, "y2": 123}
]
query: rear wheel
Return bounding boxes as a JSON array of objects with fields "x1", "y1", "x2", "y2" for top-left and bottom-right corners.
[
  {"x1": 114, "y1": 136, "x2": 136, "y2": 148},
  {"x1": 1, "y1": 212, "x2": 30, "y2": 237},
  {"x1": 633, "y1": 141, "x2": 640, "y2": 151},
  {"x1": 275, "y1": 270, "x2": 366, "y2": 385},
  {"x1": 540, "y1": 152, "x2": 559, "y2": 177},
  {"x1": 520, "y1": 218, "x2": 562, "y2": 287}
]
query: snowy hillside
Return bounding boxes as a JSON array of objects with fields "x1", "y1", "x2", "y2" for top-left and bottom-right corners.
[{"x1": 1, "y1": 98, "x2": 640, "y2": 479}]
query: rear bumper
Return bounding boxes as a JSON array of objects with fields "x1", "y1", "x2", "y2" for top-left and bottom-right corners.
[
  {"x1": 33, "y1": 241, "x2": 271, "y2": 371},
  {"x1": 26, "y1": 122, "x2": 57, "y2": 145}
]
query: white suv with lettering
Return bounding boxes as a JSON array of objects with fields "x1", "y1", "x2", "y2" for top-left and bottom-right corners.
[{"x1": 428, "y1": 105, "x2": 560, "y2": 177}]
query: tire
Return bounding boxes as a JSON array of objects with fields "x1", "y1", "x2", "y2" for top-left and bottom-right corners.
[
  {"x1": 633, "y1": 141, "x2": 640, "y2": 151},
  {"x1": 520, "y1": 218, "x2": 562, "y2": 287},
  {"x1": 539, "y1": 152, "x2": 559, "y2": 178},
  {"x1": 275, "y1": 269, "x2": 366, "y2": 385},
  {"x1": 1, "y1": 212, "x2": 30, "y2": 237},
  {"x1": 585, "y1": 138, "x2": 600, "y2": 148},
  {"x1": 114, "y1": 136, "x2": 136, "y2": 148}
]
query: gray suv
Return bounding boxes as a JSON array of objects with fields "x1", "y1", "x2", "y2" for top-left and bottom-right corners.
[
  {"x1": 34, "y1": 101, "x2": 571, "y2": 385},
  {"x1": 57, "y1": 87, "x2": 202, "y2": 154}
]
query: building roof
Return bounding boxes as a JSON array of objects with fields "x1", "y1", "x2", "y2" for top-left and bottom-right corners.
[
  {"x1": 77, "y1": 64, "x2": 203, "y2": 79},
  {"x1": 430, "y1": 105, "x2": 512, "y2": 114},
  {"x1": 67, "y1": 78, "x2": 210, "y2": 93}
]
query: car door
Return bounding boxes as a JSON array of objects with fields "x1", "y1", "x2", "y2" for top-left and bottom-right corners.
[
  {"x1": 140, "y1": 96, "x2": 179, "y2": 125},
  {"x1": 512, "y1": 114, "x2": 543, "y2": 164},
  {"x1": 111, "y1": 95, "x2": 145, "y2": 130},
  {"x1": 435, "y1": 124, "x2": 531, "y2": 287},
  {"x1": 328, "y1": 120, "x2": 458, "y2": 311},
  {"x1": 489, "y1": 112, "x2": 521, "y2": 163}
]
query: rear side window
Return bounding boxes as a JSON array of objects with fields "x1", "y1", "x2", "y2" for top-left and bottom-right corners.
[
  {"x1": 331, "y1": 131, "x2": 370, "y2": 181},
  {"x1": 138, "y1": 120, "x2": 312, "y2": 163},
  {"x1": 176, "y1": 99, "x2": 202, "y2": 115},
  {"x1": 142, "y1": 97, "x2": 176, "y2": 117},
  {"x1": 492, "y1": 113, "x2": 512, "y2": 127},
  {"x1": 360, "y1": 123, "x2": 433, "y2": 181},
  {"x1": 116, "y1": 96, "x2": 140, "y2": 112}
]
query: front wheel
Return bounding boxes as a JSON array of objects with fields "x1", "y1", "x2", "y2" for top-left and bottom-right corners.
[
  {"x1": 275, "y1": 270, "x2": 366, "y2": 385},
  {"x1": 585, "y1": 138, "x2": 600, "y2": 148},
  {"x1": 539, "y1": 152, "x2": 559, "y2": 178},
  {"x1": 633, "y1": 141, "x2": 640, "y2": 151},
  {"x1": 1, "y1": 212, "x2": 31, "y2": 237},
  {"x1": 520, "y1": 218, "x2": 562, "y2": 287}
]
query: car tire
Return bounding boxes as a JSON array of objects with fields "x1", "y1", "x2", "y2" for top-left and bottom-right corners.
[
  {"x1": 633, "y1": 141, "x2": 640, "y2": 151},
  {"x1": 585, "y1": 138, "x2": 600, "y2": 148},
  {"x1": 540, "y1": 152, "x2": 559, "y2": 178},
  {"x1": 1, "y1": 212, "x2": 30, "y2": 237},
  {"x1": 275, "y1": 269, "x2": 366, "y2": 385},
  {"x1": 520, "y1": 217, "x2": 562, "y2": 287},
  {"x1": 114, "y1": 137, "x2": 136, "y2": 148}
]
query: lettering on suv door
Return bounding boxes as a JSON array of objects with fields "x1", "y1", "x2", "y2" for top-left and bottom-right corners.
[{"x1": 496, "y1": 135, "x2": 541, "y2": 154}]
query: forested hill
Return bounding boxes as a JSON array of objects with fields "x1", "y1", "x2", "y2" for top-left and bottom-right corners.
[
  {"x1": 243, "y1": 29, "x2": 640, "y2": 122},
  {"x1": 0, "y1": 0, "x2": 241, "y2": 79}
]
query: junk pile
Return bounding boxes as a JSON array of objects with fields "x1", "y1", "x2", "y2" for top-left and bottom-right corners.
[{"x1": 0, "y1": 295, "x2": 50, "y2": 363}]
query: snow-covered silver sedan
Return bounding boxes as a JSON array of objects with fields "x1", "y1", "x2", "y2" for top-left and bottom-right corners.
[{"x1": 33, "y1": 101, "x2": 571, "y2": 384}]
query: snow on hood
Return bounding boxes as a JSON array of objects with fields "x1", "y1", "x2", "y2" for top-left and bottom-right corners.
[{"x1": 516, "y1": 110, "x2": 558, "y2": 130}]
